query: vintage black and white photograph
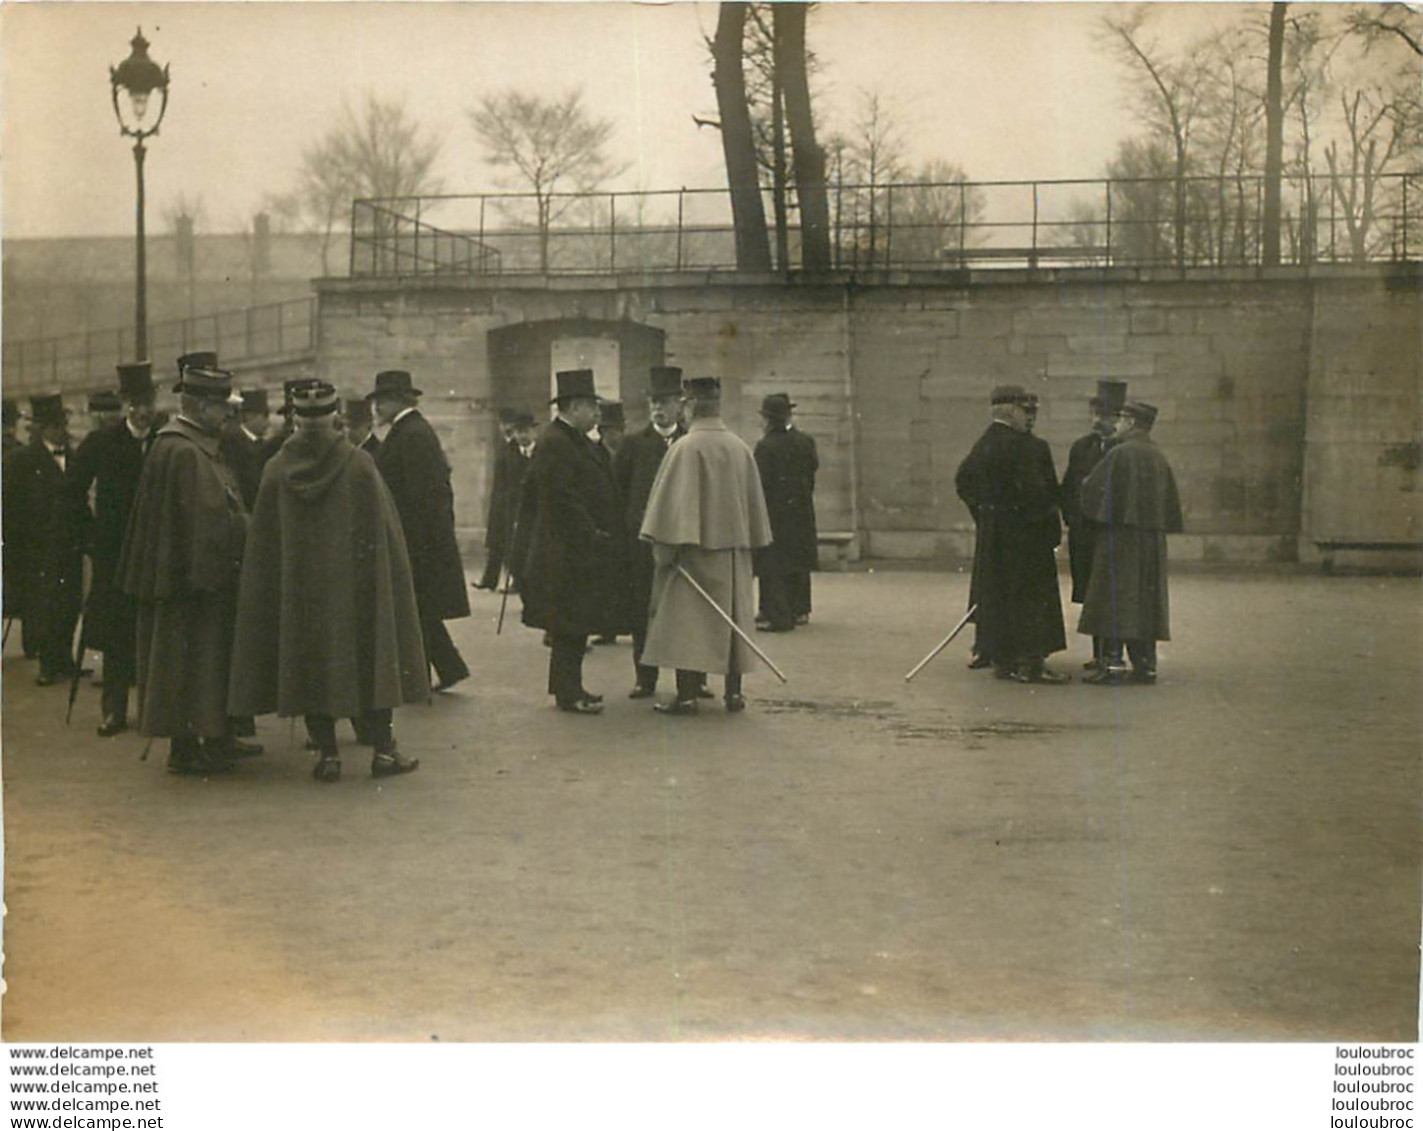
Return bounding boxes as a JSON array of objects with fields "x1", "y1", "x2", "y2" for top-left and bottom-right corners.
[{"x1": 1, "y1": 0, "x2": 1419, "y2": 1120}]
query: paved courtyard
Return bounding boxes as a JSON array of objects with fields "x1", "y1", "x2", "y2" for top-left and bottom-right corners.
[{"x1": 2, "y1": 567, "x2": 1418, "y2": 1042}]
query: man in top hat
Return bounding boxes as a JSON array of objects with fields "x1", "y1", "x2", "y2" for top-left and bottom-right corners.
[
  {"x1": 2, "y1": 399, "x2": 27, "y2": 654},
  {"x1": 369, "y1": 369, "x2": 472, "y2": 692},
  {"x1": 1078, "y1": 400, "x2": 1184, "y2": 686},
  {"x1": 954, "y1": 384, "x2": 1069, "y2": 684},
  {"x1": 3, "y1": 393, "x2": 84, "y2": 684},
  {"x1": 88, "y1": 391, "x2": 125, "y2": 432},
  {"x1": 753, "y1": 392, "x2": 819, "y2": 633},
  {"x1": 3, "y1": 397, "x2": 23, "y2": 457},
  {"x1": 513, "y1": 369, "x2": 630, "y2": 714},
  {"x1": 220, "y1": 388, "x2": 273, "y2": 510},
  {"x1": 344, "y1": 395, "x2": 380, "y2": 455},
  {"x1": 67, "y1": 361, "x2": 161, "y2": 735},
  {"x1": 595, "y1": 400, "x2": 626, "y2": 459},
  {"x1": 118, "y1": 351, "x2": 257, "y2": 774},
  {"x1": 612, "y1": 365, "x2": 689, "y2": 698},
  {"x1": 476, "y1": 410, "x2": 537, "y2": 592},
  {"x1": 229, "y1": 381, "x2": 427, "y2": 781},
  {"x1": 639, "y1": 376, "x2": 774, "y2": 715},
  {"x1": 1059, "y1": 378, "x2": 1128, "y2": 672}
]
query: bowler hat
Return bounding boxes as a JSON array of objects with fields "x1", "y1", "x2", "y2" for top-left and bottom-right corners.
[
  {"x1": 684, "y1": 376, "x2": 721, "y2": 397},
  {"x1": 1092, "y1": 378, "x2": 1128, "y2": 413},
  {"x1": 239, "y1": 388, "x2": 270, "y2": 416},
  {"x1": 990, "y1": 383, "x2": 1031, "y2": 406},
  {"x1": 29, "y1": 393, "x2": 68, "y2": 426},
  {"x1": 292, "y1": 381, "x2": 339, "y2": 417},
  {"x1": 648, "y1": 365, "x2": 684, "y2": 399},
  {"x1": 551, "y1": 369, "x2": 597, "y2": 404},
  {"x1": 116, "y1": 361, "x2": 155, "y2": 402},
  {"x1": 510, "y1": 410, "x2": 537, "y2": 428},
  {"x1": 599, "y1": 400, "x2": 625, "y2": 427},
  {"x1": 760, "y1": 392, "x2": 795, "y2": 419},
  {"x1": 173, "y1": 351, "x2": 233, "y2": 399},
  {"x1": 2, "y1": 398, "x2": 19, "y2": 427},
  {"x1": 497, "y1": 406, "x2": 518, "y2": 424},
  {"x1": 368, "y1": 369, "x2": 422, "y2": 401},
  {"x1": 1121, "y1": 399, "x2": 1159, "y2": 426},
  {"x1": 88, "y1": 391, "x2": 122, "y2": 414}
]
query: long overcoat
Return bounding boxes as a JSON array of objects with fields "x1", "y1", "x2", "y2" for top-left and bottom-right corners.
[
  {"x1": 117, "y1": 417, "x2": 248, "y2": 739},
  {"x1": 219, "y1": 425, "x2": 268, "y2": 511},
  {"x1": 228, "y1": 429, "x2": 430, "y2": 719},
  {"x1": 612, "y1": 422, "x2": 685, "y2": 631},
  {"x1": 640, "y1": 418, "x2": 773, "y2": 675},
  {"x1": 374, "y1": 409, "x2": 471, "y2": 623},
  {"x1": 1077, "y1": 433, "x2": 1184, "y2": 643},
  {"x1": 955, "y1": 422, "x2": 1067, "y2": 664},
  {"x1": 68, "y1": 422, "x2": 151, "y2": 655},
  {"x1": 484, "y1": 438, "x2": 532, "y2": 573},
  {"x1": 4, "y1": 439, "x2": 84, "y2": 651},
  {"x1": 514, "y1": 417, "x2": 630, "y2": 637},
  {"x1": 1059, "y1": 430, "x2": 1110, "y2": 604},
  {"x1": 753, "y1": 424, "x2": 819, "y2": 576}
]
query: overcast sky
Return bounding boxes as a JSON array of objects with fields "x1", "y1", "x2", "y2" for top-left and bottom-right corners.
[{"x1": 1, "y1": 2, "x2": 1254, "y2": 240}]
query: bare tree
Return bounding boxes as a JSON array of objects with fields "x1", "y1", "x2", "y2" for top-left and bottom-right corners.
[
  {"x1": 161, "y1": 193, "x2": 204, "y2": 317},
  {"x1": 774, "y1": 3, "x2": 832, "y2": 271},
  {"x1": 1342, "y1": 2, "x2": 1423, "y2": 56},
  {"x1": 1325, "y1": 85, "x2": 1412, "y2": 260},
  {"x1": 838, "y1": 90, "x2": 907, "y2": 268},
  {"x1": 469, "y1": 89, "x2": 624, "y2": 273},
  {"x1": 1263, "y1": 1, "x2": 1289, "y2": 264},
  {"x1": 888, "y1": 160, "x2": 986, "y2": 266},
  {"x1": 706, "y1": 2, "x2": 772, "y2": 270}
]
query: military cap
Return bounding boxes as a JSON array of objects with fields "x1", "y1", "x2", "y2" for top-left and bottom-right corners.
[
  {"x1": 684, "y1": 376, "x2": 721, "y2": 397},
  {"x1": 173, "y1": 351, "x2": 233, "y2": 398},
  {"x1": 292, "y1": 381, "x2": 340, "y2": 417},
  {"x1": 239, "y1": 388, "x2": 270, "y2": 416},
  {"x1": 990, "y1": 384, "x2": 1032, "y2": 406},
  {"x1": 1121, "y1": 400, "x2": 1159, "y2": 426}
]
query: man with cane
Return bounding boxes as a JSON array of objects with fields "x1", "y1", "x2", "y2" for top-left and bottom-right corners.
[{"x1": 639, "y1": 376, "x2": 775, "y2": 715}]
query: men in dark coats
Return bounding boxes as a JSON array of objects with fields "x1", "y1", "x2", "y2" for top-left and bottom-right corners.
[
  {"x1": 514, "y1": 369, "x2": 630, "y2": 714},
  {"x1": 117, "y1": 353, "x2": 254, "y2": 774},
  {"x1": 612, "y1": 365, "x2": 687, "y2": 697},
  {"x1": 595, "y1": 400, "x2": 626, "y2": 458},
  {"x1": 1059, "y1": 378, "x2": 1127, "y2": 672},
  {"x1": 68, "y1": 362, "x2": 160, "y2": 735},
  {"x1": 229, "y1": 381, "x2": 427, "y2": 781},
  {"x1": 753, "y1": 392, "x2": 819, "y2": 633},
  {"x1": 369, "y1": 369, "x2": 472, "y2": 692},
  {"x1": 2, "y1": 397, "x2": 23, "y2": 457},
  {"x1": 344, "y1": 396, "x2": 380, "y2": 455},
  {"x1": 1078, "y1": 400, "x2": 1184, "y2": 686},
  {"x1": 954, "y1": 384, "x2": 1069, "y2": 684},
  {"x1": 88, "y1": 391, "x2": 125, "y2": 432},
  {"x1": 476, "y1": 410, "x2": 537, "y2": 591},
  {"x1": 3, "y1": 394, "x2": 84, "y2": 684},
  {"x1": 220, "y1": 388, "x2": 273, "y2": 510},
  {"x1": 3, "y1": 400, "x2": 29, "y2": 653}
]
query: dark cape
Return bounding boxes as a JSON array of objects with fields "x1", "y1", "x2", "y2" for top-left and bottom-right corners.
[
  {"x1": 374, "y1": 409, "x2": 471, "y2": 622},
  {"x1": 955, "y1": 422, "x2": 1067, "y2": 663},
  {"x1": 514, "y1": 417, "x2": 630, "y2": 637},
  {"x1": 612, "y1": 422, "x2": 684, "y2": 632},
  {"x1": 117, "y1": 417, "x2": 248, "y2": 739},
  {"x1": 1077, "y1": 433, "x2": 1184, "y2": 643},
  {"x1": 1059, "y1": 430, "x2": 1111, "y2": 604},
  {"x1": 754, "y1": 425, "x2": 820, "y2": 575},
  {"x1": 228, "y1": 429, "x2": 430, "y2": 719}
]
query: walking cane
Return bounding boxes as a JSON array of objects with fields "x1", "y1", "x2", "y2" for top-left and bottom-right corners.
[
  {"x1": 674, "y1": 564, "x2": 787, "y2": 683},
  {"x1": 65, "y1": 610, "x2": 89, "y2": 725},
  {"x1": 2, "y1": 617, "x2": 11, "y2": 649},
  {"x1": 904, "y1": 603, "x2": 978, "y2": 683}
]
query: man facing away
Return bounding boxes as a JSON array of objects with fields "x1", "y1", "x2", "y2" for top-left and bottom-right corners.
[
  {"x1": 117, "y1": 352, "x2": 256, "y2": 775},
  {"x1": 369, "y1": 369, "x2": 472, "y2": 693},
  {"x1": 228, "y1": 381, "x2": 427, "y2": 781},
  {"x1": 754, "y1": 392, "x2": 819, "y2": 633},
  {"x1": 1078, "y1": 400, "x2": 1184, "y2": 686},
  {"x1": 639, "y1": 376, "x2": 773, "y2": 716}
]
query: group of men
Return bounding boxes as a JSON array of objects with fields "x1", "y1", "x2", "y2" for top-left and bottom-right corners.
[{"x1": 956, "y1": 377, "x2": 1183, "y2": 686}]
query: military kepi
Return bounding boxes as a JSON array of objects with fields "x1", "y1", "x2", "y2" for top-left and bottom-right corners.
[
  {"x1": 551, "y1": 369, "x2": 597, "y2": 404},
  {"x1": 292, "y1": 381, "x2": 339, "y2": 417},
  {"x1": 174, "y1": 351, "x2": 233, "y2": 398},
  {"x1": 648, "y1": 365, "x2": 683, "y2": 398},
  {"x1": 1122, "y1": 399, "x2": 1159, "y2": 426},
  {"x1": 684, "y1": 376, "x2": 721, "y2": 396},
  {"x1": 990, "y1": 383, "x2": 1032, "y2": 405}
]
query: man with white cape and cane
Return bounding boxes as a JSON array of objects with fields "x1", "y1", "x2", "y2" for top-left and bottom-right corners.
[{"x1": 639, "y1": 375, "x2": 781, "y2": 715}]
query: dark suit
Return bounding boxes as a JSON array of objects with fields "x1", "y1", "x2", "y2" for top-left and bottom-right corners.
[
  {"x1": 219, "y1": 425, "x2": 270, "y2": 511},
  {"x1": 374, "y1": 408, "x2": 470, "y2": 687},
  {"x1": 612, "y1": 421, "x2": 684, "y2": 688},
  {"x1": 478, "y1": 438, "x2": 532, "y2": 590},
  {"x1": 754, "y1": 425, "x2": 819, "y2": 629},
  {"x1": 69, "y1": 421, "x2": 154, "y2": 718},
  {"x1": 5, "y1": 439, "x2": 84, "y2": 678}
]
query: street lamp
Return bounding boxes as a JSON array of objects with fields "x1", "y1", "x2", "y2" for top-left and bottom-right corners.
[{"x1": 110, "y1": 27, "x2": 170, "y2": 362}]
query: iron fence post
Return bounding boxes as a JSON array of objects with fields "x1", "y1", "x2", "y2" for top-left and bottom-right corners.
[
  {"x1": 677, "y1": 188, "x2": 685, "y2": 271},
  {"x1": 1031, "y1": 181, "x2": 1039, "y2": 268},
  {"x1": 959, "y1": 182, "x2": 967, "y2": 261},
  {"x1": 1403, "y1": 174, "x2": 1410, "y2": 259},
  {"x1": 884, "y1": 184, "x2": 894, "y2": 268},
  {"x1": 609, "y1": 193, "x2": 617, "y2": 272}
]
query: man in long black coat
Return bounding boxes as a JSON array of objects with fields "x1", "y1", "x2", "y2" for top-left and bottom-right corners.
[
  {"x1": 954, "y1": 385, "x2": 1069, "y2": 684},
  {"x1": 612, "y1": 365, "x2": 686, "y2": 697},
  {"x1": 369, "y1": 369, "x2": 471, "y2": 692},
  {"x1": 753, "y1": 393, "x2": 819, "y2": 633},
  {"x1": 1059, "y1": 378, "x2": 1127, "y2": 672},
  {"x1": 476, "y1": 410, "x2": 536, "y2": 591},
  {"x1": 220, "y1": 388, "x2": 273, "y2": 511},
  {"x1": 514, "y1": 369, "x2": 630, "y2": 714},
  {"x1": 5, "y1": 394, "x2": 84, "y2": 685},
  {"x1": 68, "y1": 362, "x2": 160, "y2": 734}
]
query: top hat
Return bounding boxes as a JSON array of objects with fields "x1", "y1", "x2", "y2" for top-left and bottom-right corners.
[
  {"x1": 1091, "y1": 378, "x2": 1129, "y2": 413},
  {"x1": 497, "y1": 406, "x2": 519, "y2": 424},
  {"x1": 551, "y1": 369, "x2": 597, "y2": 404},
  {"x1": 29, "y1": 393, "x2": 68, "y2": 426},
  {"x1": 116, "y1": 361, "x2": 155, "y2": 402},
  {"x1": 648, "y1": 365, "x2": 684, "y2": 399},
  {"x1": 173, "y1": 351, "x2": 233, "y2": 398},
  {"x1": 599, "y1": 400, "x2": 625, "y2": 427},
  {"x1": 2, "y1": 397, "x2": 19, "y2": 427},
  {"x1": 760, "y1": 392, "x2": 795, "y2": 419},
  {"x1": 88, "y1": 391, "x2": 123, "y2": 413},
  {"x1": 368, "y1": 369, "x2": 422, "y2": 401},
  {"x1": 292, "y1": 381, "x2": 339, "y2": 417},
  {"x1": 684, "y1": 376, "x2": 722, "y2": 397},
  {"x1": 239, "y1": 388, "x2": 270, "y2": 415},
  {"x1": 990, "y1": 383, "x2": 1032, "y2": 406},
  {"x1": 343, "y1": 395, "x2": 373, "y2": 424},
  {"x1": 1121, "y1": 399, "x2": 1159, "y2": 426},
  {"x1": 510, "y1": 410, "x2": 537, "y2": 429}
]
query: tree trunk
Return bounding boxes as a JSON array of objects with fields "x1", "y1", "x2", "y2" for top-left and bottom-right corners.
[
  {"x1": 1262, "y1": 1, "x2": 1287, "y2": 265},
  {"x1": 712, "y1": 3, "x2": 771, "y2": 271},
  {"x1": 774, "y1": 4, "x2": 832, "y2": 272}
]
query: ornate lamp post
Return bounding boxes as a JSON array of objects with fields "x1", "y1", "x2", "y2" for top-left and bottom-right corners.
[{"x1": 110, "y1": 27, "x2": 170, "y2": 362}]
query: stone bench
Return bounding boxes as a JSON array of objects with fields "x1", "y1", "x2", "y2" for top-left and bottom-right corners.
[
  {"x1": 1315, "y1": 540, "x2": 1423, "y2": 574},
  {"x1": 818, "y1": 531, "x2": 856, "y2": 570}
]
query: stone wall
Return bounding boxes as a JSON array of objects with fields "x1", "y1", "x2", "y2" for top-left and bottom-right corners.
[{"x1": 313, "y1": 265, "x2": 1420, "y2": 566}]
